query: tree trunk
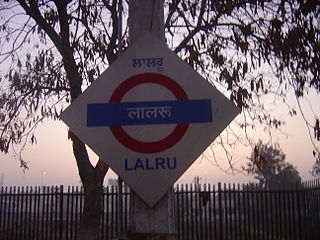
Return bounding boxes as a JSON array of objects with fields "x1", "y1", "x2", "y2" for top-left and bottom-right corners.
[
  {"x1": 78, "y1": 174, "x2": 105, "y2": 240},
  {"x1": 70, "y1": 132, "x2": 109, "y2": 240},
  {"x1": 17, "y1": 1, "x2": 112, "y2": 239}
]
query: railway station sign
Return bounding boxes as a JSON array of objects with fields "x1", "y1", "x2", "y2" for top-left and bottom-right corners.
[{"x1": 60, "y1": 34, "x2": 240, "y2": 206}]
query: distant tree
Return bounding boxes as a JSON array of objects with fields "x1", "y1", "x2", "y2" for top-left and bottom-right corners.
[
  {"x1": 311, "y1": 158, "x2": 320, "y2": 177},
  {"x1": 243, "y1": 140, "x2": 301, "y2": 189}
]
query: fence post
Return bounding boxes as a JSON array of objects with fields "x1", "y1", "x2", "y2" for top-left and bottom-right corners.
[
  {"x1": 218, "y1": 182, "x2": 223, "y2": 240},
  {"x1": 2, "y1": 181, "x2": 320, "y2": 240},
  {"x1": 296, "y1": 182, "x2": 303, "y2": 240},
  {"x1": 128, "y1": 1, "x2": 175, "y2": 239},
  {"x1": 59, "y1": 185, "x2": 64, "y2": 240}
]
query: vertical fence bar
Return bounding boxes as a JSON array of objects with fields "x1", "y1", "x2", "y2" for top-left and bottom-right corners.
[
  {"x1": 228, "y1": 183, "x2": 234, "y2": 239},
  {"x1": 315, "y1": 181, "x2": 319, "y2": 240},
  {"x1": 274, "y1": 190, "x2": 278, "y2": 240},
  {"x1": 256, "y1": 189, "x2": 261, "y2": 239},
  {"x1": 212, "y1": 184, "x2": 217, "y2": 240},
  {"x1": 236, "y1": 184, "x2": 242, "y2": 240},
  {"x1": 10, "y1": 186, "x2": 17, "y2": 240},
  {"x1": 101, "y1": 187, "x2": 105, "y2": 240},
  {"x1": 111, "y1": 186, "x2": 115, "y2": 238},
  {"x1": 24, "y1": 186, "x2": 29, "y2": 240},
  {"x1": 124, "y1": 184, "x2": 129, "y2": 234},
  {"x1": 191, "y1": 183, "x2": 195, "y2": 240},
  {"x1": 115, "y1": 185, "x2": 119, "y2": 237},
  {"x1": 204, "y1": 184, "x2": 208, "y2": 240},
  {"x1": 208, "y1": 184, "x2": 212, "y2": 240},
  {"x1": 7, "y1": 186, "x2": 12, "y2": 240},
  {"x1": 309, "y1": 187, "x2": 315, "y2": 240},
  {"x1": 59, "y1": 185, "x2": 63, "y2": 240},
  {"x1": 305, "y1": 188, "x2": 312, "y2": 239},
  {"x1": 288, "y1": 189, "x2": 293, "y2": 240},
  {"x1": 117, "y1": 179, "x2": 123, "y2": 237},
  {"x1": 175, "y1": 185, "x2": 180, "y2": 240},
  {"x1": 30, "y1": 187, "x2": 34, "y2": 240},
  {"x1": 265, "y1": 189, "x2": 270, "y2": 240},
  {"x1": 0, "y1": 187, "x2": 3, "y2": 240},
  {"x1": 45, "y1": 187, "x2": 49, "y2": 240},
  {"x1": 242, "y1": 185, "x2": 247, "y2": 240},
  {"x1": 270, "y1": 190, "x2": 275, "y2": 240},
  {"x1": 246, "y1": 187, "x2": 251, "y2": 240},
  {"x1": 303, "y1": 187, "x2": 309, "y2": 239},
  {"x1": 260, "y1": 189, "x2": 265, "y2": 240},
  {"x1": 185, "y1": 184, "x2": 190, "y2": 240},
  {"x1": 316, "y1": 180, "x2": 320, "y2": 239},
  {"x1": 106, "y1": 186, "x2": 110, "y2": 239},
  {"x1": 184, "y1": 184, "x2": 186, "y2": 240},
  {"x1": 308, "y1": 182, "x2": 312, "y2": 239},
  {"x1": 251, "y1": 187, "x2": 256, "y2": 240},
  {"x1": 65, "y1": 186, "x2": 70, "y2": 240},
  {"x1": 19, "y1": 187, "x2": 24, "y2": 240},
  {"x1": 70, "y1": 186, "x2": 75, "y2": 240},
  {"x1": 54, "y1": 186, "x2": 58, "y2": 240},
  {"x1": 31, "y1": 187, "x2": 37, "y2": 240},
  {"x1": 2, "y1": 180, "x2": 320, "y2": 240},
  {"x1": 3, "y1": 186, "x2": 7, "y2": 239},
  {"x1": 36, "y1": 187, "x2": 41, "y2": 240},
  {"x1": 55, "y1": 186, "x2": 59, "y2": 240},
  {"x1": 291, "y1": 189, "x2": 297, "y2": 240},
  {"x1": 75, "y1": 186, "x2": 80, "y2": 240},
  {"x1": 3, "y1": 187, "x2": 7, "y2": 240},
  {"x1": 283, "y1": 190, "x2": 289, "y2": 240},
  {"x1": 24, "y1": 186, "x2": 28, "y2": 240},
  {"x1": 183, "y1": 184, "x2": 187, "y2": 240},
  {"x1": 223, "y1": 183, "x2": 227, "y2": 240},
  {"x1": 49, "y1": 186, "x2": 54, "y2": 240},
  {"x1": 15, "y1": 187, "x2": 21, "y2": 240},
  {"x1": 279, "y1": 190, "x2": 284, "y2": 240},
  {"x1": 199, "y1": 183, "x2": 202, "y2": 240},
  {"x1": 218, "y1": 183, "x2": 223, "y2": 240},
  {"x1": 281, "y1": 190, "x2": 284, "y2": 240},
  {"x1": 194, "y1": 183, "x2": 199, "y2": 240},
  {"x1": 316, "y1": 184, "x2": 320, "y2": 240},
  {"x1": 297, "y1": 185, "x2": 303, "y2": 240},
  {"x1": 41, "y1": 187, "x2": 45, "y2": 240},
  {"x1": 8, "y1": 186, "x2": 14, "y2": 240},
  {"x1": 176, "y1": 185, "x2": 181, "y2": 240},
  {"x1": 189, "y1": 184, "x2": 194, "y2": 240},
  {"x1": 232, "y1": 184, "x2": 237, "y2": 240}
]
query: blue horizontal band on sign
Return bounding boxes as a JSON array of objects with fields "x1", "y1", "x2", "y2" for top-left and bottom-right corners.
[{"x1": 87, "y1": 99, "x2": 212, "y2": 127}]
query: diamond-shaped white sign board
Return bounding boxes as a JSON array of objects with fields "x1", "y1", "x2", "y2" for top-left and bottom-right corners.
[{"x1": 60, "y1": 34, "x2": 240, "y2": 206}]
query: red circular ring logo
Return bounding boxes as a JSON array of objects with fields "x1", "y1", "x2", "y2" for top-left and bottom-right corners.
[{"x1": 109, "y1": 72, "x2": 189, "y2": 153}]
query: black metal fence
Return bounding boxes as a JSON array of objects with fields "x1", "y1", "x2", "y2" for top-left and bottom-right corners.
[
  {"x1": 1, "y1": 180, "x2": 319, "y2": 240},
  {"x1": 175, "y1": 181, "x2": 320, "y2": 240}
]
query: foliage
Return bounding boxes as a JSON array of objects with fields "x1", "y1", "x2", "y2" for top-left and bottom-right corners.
[
  {"x1": 164, "y1": 0, "x2": 320, "y2": 163},
  {"x1": 311, "y1": 157, "x2": 320, "y2": 177},
  {"x1": 243, "y1": 140, "x2": 301, "y2": 189},
  {"x1": 0, "y1": 1, "x2": 318, "y2": 169},
  {"x1": 0, "y1": 1, "x2": 121, "y2": 162}
]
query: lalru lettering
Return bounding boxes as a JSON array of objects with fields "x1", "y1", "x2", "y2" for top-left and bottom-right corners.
[{"x1": 124, "y1": 156, "x2": 177, "y2": 171}]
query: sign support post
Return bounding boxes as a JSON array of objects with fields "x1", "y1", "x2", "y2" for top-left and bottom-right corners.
[
  {"x1": 61, "y1": 0, "x2": 240, "y2": 239},
  {"x1": 127, "y1": 1, "x2": 176, "y2": 240}
]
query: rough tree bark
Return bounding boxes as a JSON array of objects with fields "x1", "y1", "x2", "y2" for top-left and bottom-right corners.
[{"x1": 17, "y1": 1, "x2": 110, "y2": 239}]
